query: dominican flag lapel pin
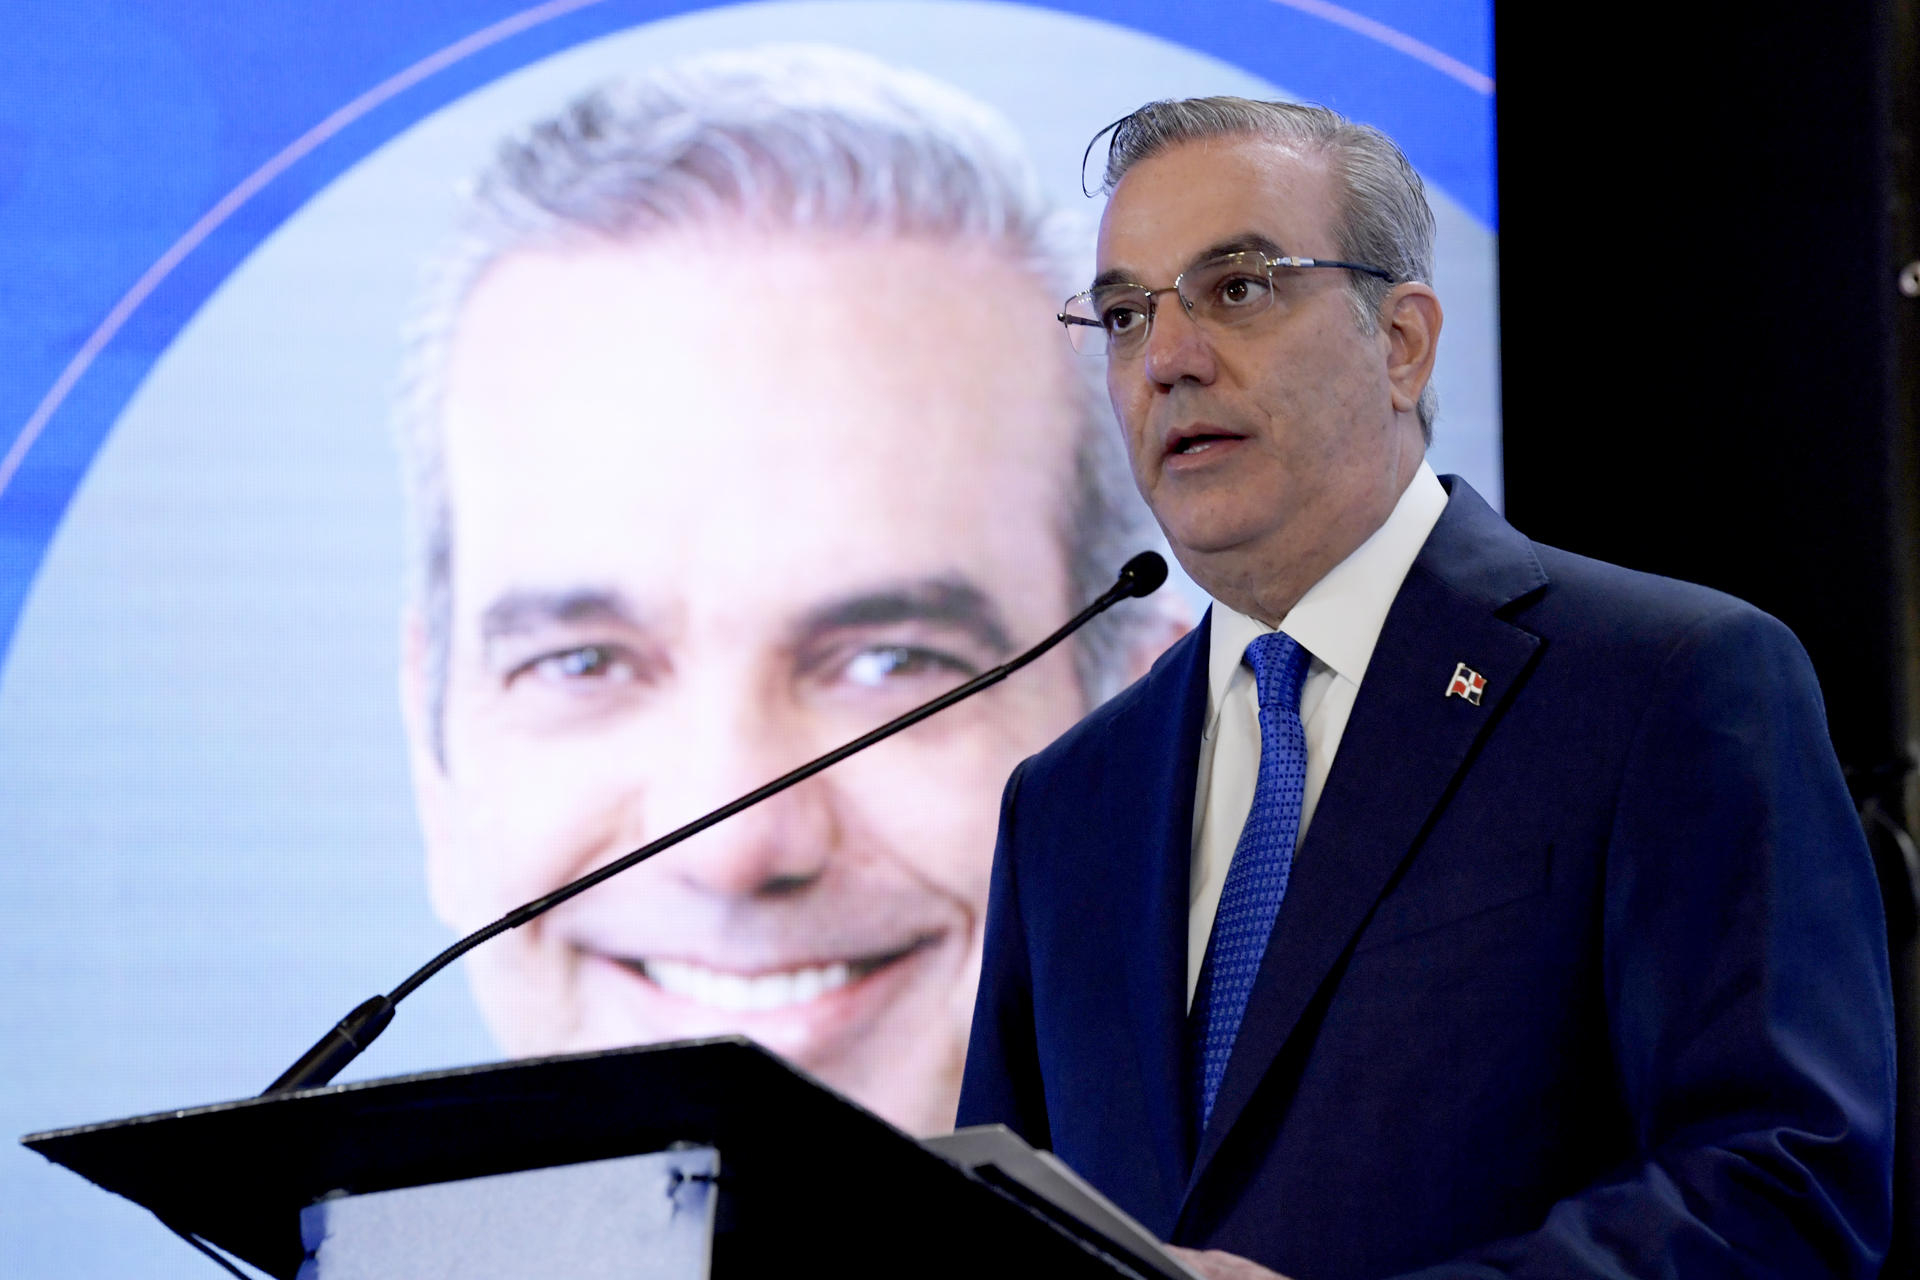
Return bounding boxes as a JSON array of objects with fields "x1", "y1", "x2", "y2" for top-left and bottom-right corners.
[{"x1": 1445, "y1": 662, "x2": 1487, "y2": 705}]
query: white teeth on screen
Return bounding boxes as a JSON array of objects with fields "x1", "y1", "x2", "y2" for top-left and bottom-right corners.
[{"x1": 642, "y1": 958, "x2": 855, "y2": 1011}]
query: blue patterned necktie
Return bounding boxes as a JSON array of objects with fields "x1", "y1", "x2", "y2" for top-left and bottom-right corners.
[{"x1": 1191, "y1": 630, "x2": 1312, "y2": 1132}]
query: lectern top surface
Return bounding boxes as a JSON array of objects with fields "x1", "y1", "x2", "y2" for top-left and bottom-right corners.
[{"x1": 26, "y1": 1037, "x2": 1125, "y2": 1279}]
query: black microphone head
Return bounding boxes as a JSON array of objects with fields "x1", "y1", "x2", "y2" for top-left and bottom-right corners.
[{"x1": 1117, "y1": 551, "x2": 1168, "y2": 598}]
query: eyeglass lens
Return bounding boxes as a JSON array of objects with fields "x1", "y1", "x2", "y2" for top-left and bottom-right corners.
[{"x1": 1067, "y1": 251, "x2": 1278, "y2": 357}]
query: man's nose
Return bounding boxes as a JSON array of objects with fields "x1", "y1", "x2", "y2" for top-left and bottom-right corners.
[
  {"x1": 1142, "y1": 296, "x2": 1217, "y2": 387},
  {"x1": 655, "y1": 704, "x2": 835, "y2": 899}
]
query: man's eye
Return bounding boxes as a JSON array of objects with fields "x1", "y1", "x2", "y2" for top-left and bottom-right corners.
[
  {"x1": 1212, "y1": 273, "x2": 1271, "y2": 308},
  {"x1": 513, "y1": 645, "x2": 636, "y2": 686},
  {"x1": 841, "y1": 644, "x2": 971, "y2": 689},
  {"x1": 1100, "y1": 304, "x2": 1147, "y2": 336}
]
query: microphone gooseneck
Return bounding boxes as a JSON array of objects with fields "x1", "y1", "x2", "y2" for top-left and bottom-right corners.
[{"x1": 261, "y1": 551, "x2": 1168, "y2": 1095}]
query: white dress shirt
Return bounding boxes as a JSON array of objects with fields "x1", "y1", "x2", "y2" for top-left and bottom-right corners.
[{"x1": 1186, "y1": 463, "x2": 1449, "y2": 1006}]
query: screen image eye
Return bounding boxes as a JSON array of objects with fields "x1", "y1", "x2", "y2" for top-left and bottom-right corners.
[
  {"x1": 841, "y1": 644, "x2": 972, "y2": 688},
  {"x1": 513, "y1": 645, "x2": 635, "y2": 685},
  {"x1": 1101, "y1": 305, "x2": 1145, "y2": 336}
]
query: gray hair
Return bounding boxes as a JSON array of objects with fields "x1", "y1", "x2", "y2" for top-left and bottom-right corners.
[
  {"x1": 1100, "y1": 97, "x2": 1438, "y2": 439},
  {"x1": 397, "y1": 45, "x2": 1161, "y2": 758}
]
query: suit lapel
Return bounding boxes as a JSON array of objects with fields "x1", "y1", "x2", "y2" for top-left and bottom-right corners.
[
  {"x1": 1181, "y1": 481, "x2": 1549, "y2": 1202},
  {"x1": 1071, "y1": 609, "x2": 1211, "y2": 1230},
  {"x1": 1121, "y1": 610, "x2": 1205, "y2": 1220}
]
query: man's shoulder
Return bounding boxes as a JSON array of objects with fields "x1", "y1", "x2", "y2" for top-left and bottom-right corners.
[
  {"x1": 1021, "y1": 614, "x2": 1205, "y2": 784},
  {"x1": 1429, "y1": 477, "x2": 1804, "y2": 666},
  {"x1": 1516, "y1": 540, "x2": 1804, "y2": 669}
]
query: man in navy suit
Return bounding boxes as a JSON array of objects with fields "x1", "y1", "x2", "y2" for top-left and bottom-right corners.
[{"x1": 956, "y1": 97, "x2": 1896, "y2": 1279}]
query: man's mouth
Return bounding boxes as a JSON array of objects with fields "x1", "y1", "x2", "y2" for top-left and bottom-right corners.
[
  {"x1": 1167, "y1": 428, "x2": 1245, "y2": 457},
  {"x1": 615, "y1": 936, "x2": 938, "y2": 1013}
]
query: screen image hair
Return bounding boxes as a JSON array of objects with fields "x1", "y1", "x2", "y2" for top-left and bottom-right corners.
[{"x1": 394, "y1": 44, "x2": 1166, "y2": 759}]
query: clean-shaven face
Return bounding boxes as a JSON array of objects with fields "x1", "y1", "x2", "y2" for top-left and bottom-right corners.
[
  {"x1": 1096, "y1": 135, "x2": 1424, "y2": 607},
  {"x1": 410, "y1": 230, "x2": 1089, "y2": 1135}
]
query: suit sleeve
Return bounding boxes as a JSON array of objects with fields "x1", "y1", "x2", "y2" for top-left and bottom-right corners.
[
  {"x1": 1405, "y1": 607, "x2": 1897, "y2": 1279},
  {"x1": 955, "y1": 758, "x2": 1054, "y2": 1150}
]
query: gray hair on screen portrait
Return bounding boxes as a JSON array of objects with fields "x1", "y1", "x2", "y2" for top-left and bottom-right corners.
[
  {"x1": 394, "y1": 45, "x2": 1163, "y2": 759},
  {"x1": 1099, "y1": 96, "x2": 1439, "y2": 440}
]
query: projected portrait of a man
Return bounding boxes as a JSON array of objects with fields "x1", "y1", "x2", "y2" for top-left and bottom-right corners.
[{"x1": 394, "y1": 46, "x2": 1188, "y2": 1135}]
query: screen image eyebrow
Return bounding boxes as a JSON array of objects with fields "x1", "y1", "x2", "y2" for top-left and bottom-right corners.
[
  {"x1": 1090, "y1": 233, "x2": 1285, "y2": 292},
  {"x1": 478, "y1": 588, "x2": 647, "y2": 659},
  {"x1": 790, "y1": 578, "x2": 1016, "y2": 658}
]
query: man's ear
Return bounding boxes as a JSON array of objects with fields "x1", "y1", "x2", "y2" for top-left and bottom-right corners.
[
  {"x1": 1382, "y1": 282, "x2": 1443, "y2": 416},
  {"x1": 400, "y1": 608, "x2": 464, "y2": 928}
]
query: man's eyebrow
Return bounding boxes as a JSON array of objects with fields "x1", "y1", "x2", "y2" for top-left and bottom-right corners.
[
  {"x1": 479, "y1": 588, "x2": 645, "y2": 647},
  {"x1": 1091, "y1": 234, "x2": 1285, "y2": 292},
  {"x1": 791, "y1": 578, "x2": 1017, "y2": 657},
  {"x1": 1192, "y1": 233, "x2": 1284, "y2": 264}
]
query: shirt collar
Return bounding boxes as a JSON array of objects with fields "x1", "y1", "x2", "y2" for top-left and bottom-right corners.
[{"x1": 1206, "y1": 461, "x2": 1448, "y2": 720}]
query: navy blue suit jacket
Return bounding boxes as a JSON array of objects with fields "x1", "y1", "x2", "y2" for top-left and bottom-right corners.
[{"x1": 957, "y1": 480, "x2": 1895, "y2": 1278}]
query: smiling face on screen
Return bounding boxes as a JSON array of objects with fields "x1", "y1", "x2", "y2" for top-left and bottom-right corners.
[{"x1": 404, "y1": 229, "x2": 1092, "y2": 1134}]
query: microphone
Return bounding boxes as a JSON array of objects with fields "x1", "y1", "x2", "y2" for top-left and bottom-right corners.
[
  {"x1": 1114, "y1": 549, "x2": 1168, "y2": 599},
  {"x1": 262, "y1": 552, "x2": 1170, "y2": 1095}
]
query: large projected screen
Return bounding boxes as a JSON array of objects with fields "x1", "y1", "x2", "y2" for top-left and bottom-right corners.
[{"x1": 1, "y1": 2, "x2": 1496, "y2": 1271}]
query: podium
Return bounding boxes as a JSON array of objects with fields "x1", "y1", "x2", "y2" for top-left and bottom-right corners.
[{"x1": 22, "y1": 1037, "x2": 1160, "y2": 1278}]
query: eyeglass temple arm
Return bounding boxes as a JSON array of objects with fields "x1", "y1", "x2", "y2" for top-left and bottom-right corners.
[{"x1": 1293, "y1": 257, "x2": 1397, "y2": 283}]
